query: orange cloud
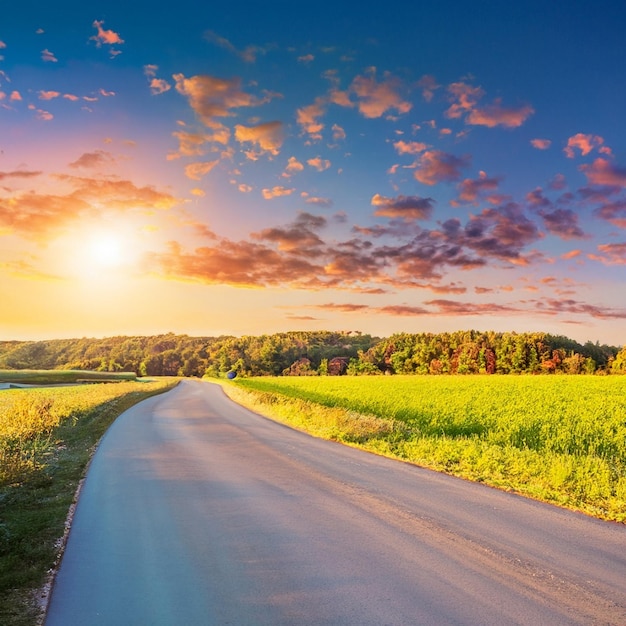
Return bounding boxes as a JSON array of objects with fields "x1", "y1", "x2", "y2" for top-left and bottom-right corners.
[
  {"x1": 91, "y1": 20, "x2": 124, "y2": 46},
  {"x1": 262, "y1": 186, "x2": 295, "y2": 200},
  {"x1": 371, "y1": 194, "x2": 434, "y2": 221},
  {"x1": 174, "y1": 73, "x2": 275, "y2": 128},
  {"x1": 234, "y1": 121, "x2": 284, "y2": 156},
  {"x1": 307, "y1": 157, "x2": 331, "y2": 172},
  {"x1": 466, "y1": 100, "x2": 534, "y2": 128},
  {"x1": 296, "y1": 97, "x2": 326, "y2": 139},
  {"x1": 350, "y1": 69, "x2": 412, "y2": 118},
  {"x1": 184, "y1": 160, "x2": 219, "y2": 180},
  {"x1": 414, "y1": 150, "x2": 470, "y2": 185}
]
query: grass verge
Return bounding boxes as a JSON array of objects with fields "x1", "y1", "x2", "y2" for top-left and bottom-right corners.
[
  {"x1": 219, "y1": 378, "x2": 626, "y2": 524},
  {"x1": 0, "y1": 379, "x2": 179, "y2": 626}
]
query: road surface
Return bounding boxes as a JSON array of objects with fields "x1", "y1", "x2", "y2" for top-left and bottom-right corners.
[{"x1": 45, "y1": 379, "x2": 626, "y2": 625}]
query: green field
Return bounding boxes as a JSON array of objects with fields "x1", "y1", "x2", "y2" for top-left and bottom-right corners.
[
  {"x1": 226, "y1": 375, "x2": 626, "y2": 522},
  {"x1": 0, "y1": 369, "x2": 137, "y2": 385},
  {"x1": 0, "y1": 378, "x2": 178, "y2": 625}
]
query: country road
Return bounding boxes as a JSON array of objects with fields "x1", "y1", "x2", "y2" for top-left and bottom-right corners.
[{"x1": 45, "y1": 379, "x2": 626, "y2": 625}]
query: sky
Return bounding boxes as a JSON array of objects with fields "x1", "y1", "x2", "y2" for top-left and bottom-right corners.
[{"x1": 1, "y1": 1, "x2": 626, "y2": 345}]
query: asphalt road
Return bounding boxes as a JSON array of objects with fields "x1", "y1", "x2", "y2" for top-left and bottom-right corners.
[{"x1": 45, "y1": 379, "x2": 626, "y2": 625}]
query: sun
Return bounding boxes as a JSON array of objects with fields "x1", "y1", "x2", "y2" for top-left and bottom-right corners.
[{"x1": 88, "y1": 234, "x2": 125, "y2": 268}]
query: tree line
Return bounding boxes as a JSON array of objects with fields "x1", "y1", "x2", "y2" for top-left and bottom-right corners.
[{"x1": 0, "y1": 330, "x2": 624, "y2": 376}]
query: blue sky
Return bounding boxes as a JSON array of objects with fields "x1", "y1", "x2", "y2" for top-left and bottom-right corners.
[{"x1": 1, "y1": 1, "x2": 625, "y2": 344}]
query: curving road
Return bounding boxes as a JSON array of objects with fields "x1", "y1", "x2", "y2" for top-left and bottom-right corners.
[{"x1": 45, "y1": 379, "x2": 626, "y2": 625}]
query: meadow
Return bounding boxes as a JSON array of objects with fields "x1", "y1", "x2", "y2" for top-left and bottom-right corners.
[
  {"x1": 0, "y1": 378, "x2": 178, "y2": 625},
  {"x1": 226, "y1": 375, "x2": 626, "y2": 522}
]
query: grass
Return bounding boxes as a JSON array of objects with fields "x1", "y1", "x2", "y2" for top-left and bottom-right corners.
[
  {"x1": 221, "y1": 375, "x2": 626, "y2": 523},
  {"x1": 0, "y1": 369, "x2": 137, "y2": 385},
  {"x1": 0, "y1": 378, "x2": 179, "y2": 625}
]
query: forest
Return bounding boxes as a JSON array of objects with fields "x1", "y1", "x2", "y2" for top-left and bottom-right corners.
[{"x1": 0, "y1": 330, "x2": 624, "y2": 377}]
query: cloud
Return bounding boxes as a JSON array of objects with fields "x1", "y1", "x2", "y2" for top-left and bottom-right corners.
[
  {"x1": 298, "y1": 54, "x2": 315, "y2": 64},
  {"x1": 580, "y1": 158, "x2": 626, "y2": 187},
  {"x1": 594, "y1": 199, "x2": 626, "y2": 228},
  {"x1": 587, "y1": 242, "x2": 626, "y2": 266},
  {"x1": 417, "y1": 74, "x2": 439, "y2": 102},
  {"x1": 252, "y1": 212, "x2": 326, "y2": 252},
  {"x1": 184, "y1": 160, "x2": 219, "y2": 180},
  {"x1": 147, "y1": 239, "x2": 324, "y2": 288},
  {"x1": 203, "y1": 30, "x2": 267, "y2": 63},
  {"x1": 534, "y1": 297, "x2": 626, "y2": 319},
  {"x1": 234, "y1": 121, "x2": 284, "y2": 156},
  {"x1": 393, "y1": 140, "x2": 429, "y2": 155},
  {"x1": 68, "y1": 150, "x2": 115, "y2": 169},
  {"x1": 466, "y1": 99, "x2": 534, "y2": 128},
  {"x1": 262, "y1": 186, "x2": 295, "y2": 200},
  {"x1": 445, "y1": 82, "x2": 484, "y2": 119},
  {"x1": 302, "y1": 193, "x2": 333, "y2": 207},
  {"x1": 0, "y1": 41, "x2": 5, "y2": 49},
  {"x1": 564, "y1": 133, "x2": 606, "y2": 158},
  {"x1": 455, "y1": 171, "x2": 501, "y2": 204},
  {"x1": 331, "y1": 124, "x2": 346, "y2": 141},
  {"x1": 414, "y1": 150, "x2": 470, "y2": 185},
  {"x1": 371, "y1": 193, "x2": 434, "y2": 221},
  {"x1": 283, "y1": 156, "x2": 304, "y2": 177},
  {"x1": 174, "y1": 73, "x2": 276, "y2": 128},
  {"x1": 531, "y1": 138, "x2": 551, "y2": 150},
  {"x1": 296, "y1": 97, "x2": 326, "y2": 139},
  {"x1": 307, "y1": 156, "x2": 331, "y2": 172},
  {"x1": 41, "y1": 49, "x2": 58, "y2": 63},
  {"x1": 0, "y1": 170, "x2": 42, "y2": 181},
  {"x1": 425, "y1": 299, "x2": 520, "y2": 316},
  {"x1": 91, "y1": 20, "x2": 124, "y2": 48},
  {"x1": 350, "y1": 69, "x2": 412, "y2": 118},
  {"x1": 538, "y1": 208, "x2": 588, "y2": 240},
  {"x1": 38, "y1": 90, "x2": 60, "y2": 100}
]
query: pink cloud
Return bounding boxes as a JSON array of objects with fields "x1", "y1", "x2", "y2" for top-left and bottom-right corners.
[
  {"x1": 456, "y1": 171, "x2": 501, "y2": 204},
  {"x1": 466, "y1": 100, "x2": 534, "y2": 128},
  {"x1": 564, "y1": 133, "x2": 606, "y2": 158},
  {"x1": 445, "y1": 82, "x2": 484, "y2": 119},
  {"x1": 580, "y1": 158, "x2": 626, "y2": 187},
  {"x1": 38, "y1": 90, "x2": 61, "y2": 100},
  {"x1": 417, "y1": 74, "x2": 439, "y2": 102},
  {"x1": 41, "y1": 49, "x2": 57, "y2": 63},
  {"x1": 414, "y1": 150, "x2": 470, "y2": 185},
  {"x1": 393, "y1": 140, "x2": 429, "y2": 155},
  {"x1": 531, "y1": 138, "x2": 551, "y2": 150},
  {"x1": 588, "y1": 242, "x2": 626, "y2": 265}
]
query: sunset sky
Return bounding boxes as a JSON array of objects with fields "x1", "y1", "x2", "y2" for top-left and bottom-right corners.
[{"x1": 2, "y1": 1, "x2": 626, "y2": 344}]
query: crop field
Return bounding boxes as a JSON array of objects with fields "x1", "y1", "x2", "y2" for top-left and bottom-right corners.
[
  {"x1": 228, "y1": 375, "x2": 626, "y2": 522},
  {"x1": 0, "y1": 369, "x2": 136, "y2": 385},
  {"x1": 0, "y1": 378, "x2": 178, "y2": 625}
]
